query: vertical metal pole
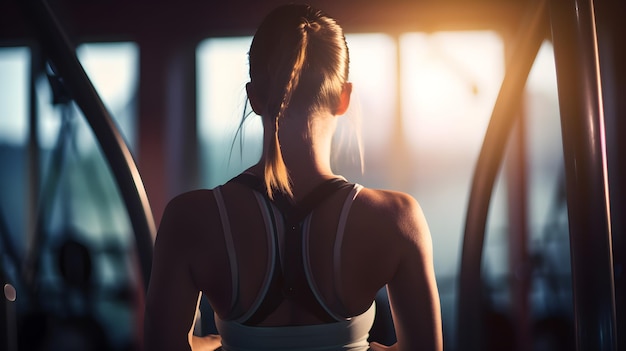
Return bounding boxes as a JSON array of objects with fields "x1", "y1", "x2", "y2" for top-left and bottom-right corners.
[
  {"x1": 390, "y1": 33, "x2": 411, "y2": 190},
  {"x1": 548, "y1": 0, "x2": 617, "y2": 350},
  {"x1": 165, "y1": 43, "x2": 199, "y2": 196},
  {"x1": 593, "y1": 1, "x2": 626, "y2": 350},
  {"x1": 28, "y1": 44, "x2": 41, "y2": 270},
  {"x1": 506, "y1": 109, "x2": 531, "y2": 351}
]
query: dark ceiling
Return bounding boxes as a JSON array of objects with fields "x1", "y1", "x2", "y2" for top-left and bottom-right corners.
[{"x1": 2, "y1": 0, "x2": 530, "y2": 46}]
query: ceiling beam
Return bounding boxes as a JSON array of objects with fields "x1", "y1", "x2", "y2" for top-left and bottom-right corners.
[{"x1": 2, "y1": 0, "x2": 526, "y2": 45}]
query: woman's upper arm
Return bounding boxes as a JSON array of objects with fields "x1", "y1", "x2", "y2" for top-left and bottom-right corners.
[
  {"x1": 385, "y1": 195, "x2": 443, "y2": 351},
  {"x1": 144, "y1": 195, "x2": 202, "y2": 351}
]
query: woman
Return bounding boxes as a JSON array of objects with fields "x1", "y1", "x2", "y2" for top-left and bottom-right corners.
[{"x1": 144, "y1": 4, "x2": 442, "y2": 351}]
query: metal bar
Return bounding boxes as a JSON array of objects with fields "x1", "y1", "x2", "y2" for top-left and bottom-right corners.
[
  {"x1": 548, "y1": 0, "x2": 617, "y2": 349},
  {"x1": 456, "y1": 1, "x2": 548, "y2": 350},
  {"x1": 27, "y1": 45, "x2": 41, "y2": 274},
  {"x1": 18, "y1": 0, "x2": 156, "y2": 292},
  {"x1": 506, "y1": 107, "x2": 531, "y2": 351},
  {"x1": 593, "y1": 1, "x2": 626, "y2": 350}
]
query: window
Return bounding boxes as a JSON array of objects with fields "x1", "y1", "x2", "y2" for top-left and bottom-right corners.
[
  {"x1": 0, "y1": 47, "x2": 29, "y2": 146},
  {"x1": 196, "y1": 37, "x2": 258, "y2": 188},
  {"x1": 77, "y1": 42, "x2": 139, "y2": 152}
]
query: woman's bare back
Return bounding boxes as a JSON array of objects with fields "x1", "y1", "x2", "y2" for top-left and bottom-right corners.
[{"x1": 171, "y1": 180, "x2": 429, "y2": 326}]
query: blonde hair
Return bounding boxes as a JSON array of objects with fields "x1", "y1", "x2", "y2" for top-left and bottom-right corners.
[{"x1": 248, "y1": 4, "x2": 349, "y2": 198}]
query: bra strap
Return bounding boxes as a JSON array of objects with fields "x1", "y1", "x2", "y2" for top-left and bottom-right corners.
[
  {"x1": 213, "y1": 187, "x2": 240, "y2": 318},
  {"x1": 230, "y1": 173, "x2": 353, "y2": 325}
]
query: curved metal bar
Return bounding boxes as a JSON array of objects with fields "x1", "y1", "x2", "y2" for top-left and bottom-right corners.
[
  {"x1": 456, "y1": 0, "x2": 548, "y2": 349},
  {"x1": 593, "y1": 1, "x2": 626, "y2": 348},
  {"x1": 548, "y1": 0, "x2": 617, "y2": 349},
  {"x1": 19, "y1": 0, "x2": 156, "y2": 292}
]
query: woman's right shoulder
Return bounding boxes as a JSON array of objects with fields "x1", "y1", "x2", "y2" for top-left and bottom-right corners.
[
  {"x1": 160, "y1": 181, "x2": 250, "y2": 231},
  {"x1": 159, "y1": 188, "x2": 223, "y2": 235},
  {"x1": 164, "y1": 188, "x2": 218, "y2": 215}
]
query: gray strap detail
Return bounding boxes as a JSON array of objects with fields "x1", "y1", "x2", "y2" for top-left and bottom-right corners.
[
  {"x1": 333, "y1": 184, "x2": 364, "y2": 311},
  {"x1": 213, "y1": 187, "x2": 239, "y2": 317},
  {"x1": 235, "y1": 192, "x2": 277, "y2": 323},
  {"x1": 303, "y1": 215, "x2": 346, "y2": 321}
]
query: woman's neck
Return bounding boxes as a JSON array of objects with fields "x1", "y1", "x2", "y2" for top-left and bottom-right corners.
[{"x1": 256, "y1": 111, "x2": 338, "y2": 197}]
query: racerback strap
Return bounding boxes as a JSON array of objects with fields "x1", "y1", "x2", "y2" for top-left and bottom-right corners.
[{"x1": 230, "y1": 173, "x2": 352, "y2": 325}]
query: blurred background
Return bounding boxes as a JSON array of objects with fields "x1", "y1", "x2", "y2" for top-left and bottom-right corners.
[{"x1": 1, "y1": 0, "x2": 624, "y2": 350}]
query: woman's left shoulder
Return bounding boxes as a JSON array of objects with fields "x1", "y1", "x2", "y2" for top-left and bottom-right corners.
[
  {"x1": 354, "y1": 187, "x2": 422, "y2": 218},
  {"x1": 353, "y1": 187, "x2": 429, "y2": 243}
]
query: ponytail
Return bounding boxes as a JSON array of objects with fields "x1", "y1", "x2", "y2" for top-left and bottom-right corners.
[
  {"x1": 249, "y1": 5, "x2": 348, "y2": 199},
  {"x1": 264, "y1": 21, "x2": 316, "y2": 199}
]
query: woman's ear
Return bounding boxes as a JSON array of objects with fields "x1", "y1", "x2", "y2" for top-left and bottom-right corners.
[
  {"x1": 334, "y1": 82, "x2": 352, "y2": 116},
  {"x1": 246, "y1": 82, "x2": 263, "y2": 115}
]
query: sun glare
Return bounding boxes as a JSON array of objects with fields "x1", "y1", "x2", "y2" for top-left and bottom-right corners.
[{"x1": 401, "y1": 31, "x2": 504, "y2": 153}]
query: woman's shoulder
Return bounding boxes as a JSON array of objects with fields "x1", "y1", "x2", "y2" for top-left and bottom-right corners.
[
  {"x1": 168, "y1": 187, "x2": 214, "y2": 203},
  {"x1": 352, "y1": 186, "x2": 429, "y2": 242},
  {"x1": 158, "y1": 188, "x2": 221, "y2": 236},
  {"x1": 160, "y1": 179, "x2": 255, "y2": 232},
  {"x1": 163, "y1": 188, "x2": 216, "y2": 216},
  {"x1": 354, "y1": 186, "x2": 421, "y2": 217},
  {"x1": 155, "y1": 188, "x2": 228, "y2": 268}
]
